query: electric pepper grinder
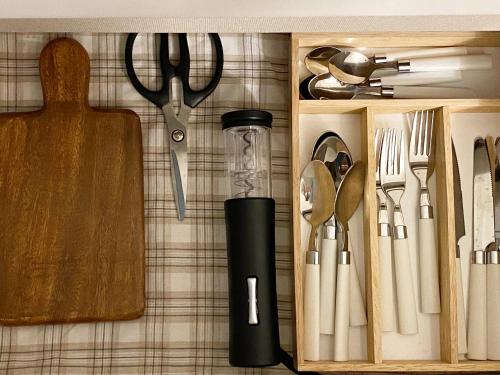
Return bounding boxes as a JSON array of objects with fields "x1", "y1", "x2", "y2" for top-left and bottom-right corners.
[{"x1": 222, "y1": 110, "x2": 280, "y2": 367}]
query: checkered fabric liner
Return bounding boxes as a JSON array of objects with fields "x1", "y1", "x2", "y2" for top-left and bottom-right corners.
[{"x1": 0, "y1": 33, "x2": 292, "y2": 374}]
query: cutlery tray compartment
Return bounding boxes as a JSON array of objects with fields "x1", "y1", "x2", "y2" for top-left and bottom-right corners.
[
  {"x1": 291, "y1": 32, "x2": 500, "y2": 373},
  {"x1": 298, "y1": 113, "x2": 368, "y2": 361}
]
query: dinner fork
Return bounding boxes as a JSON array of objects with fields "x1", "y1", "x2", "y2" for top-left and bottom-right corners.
[
  {"x1": 409, "y1": 110, "x2": 441, "y2": 314},
  {"x1": 375, "y1": 129, "x2": 396, "y2": 332},
  {"x1": 380, "y1": 128, "x2": 418, "y2": 335}
]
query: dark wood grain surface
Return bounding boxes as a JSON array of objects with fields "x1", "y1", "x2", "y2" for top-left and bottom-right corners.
[{"x1": 0, "y1": 38, "x2": 145, "y2": 325}]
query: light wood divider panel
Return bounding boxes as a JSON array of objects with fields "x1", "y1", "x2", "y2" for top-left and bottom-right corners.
[
  {"x1": 434, "y1": 106, "x2": 457, "y2": 363},
  {"x1": 290, "y1": 34, "x2": 303, "y2": 367},
  {"x1": 361, "y1": 107, "x2": 381, "y2": 364},
  {"x1": 298, "y1": 360, "x2": 500, "y2": 373},
  {"x1": 296, "y1": 32, "x2": 500, "y2": 48}
]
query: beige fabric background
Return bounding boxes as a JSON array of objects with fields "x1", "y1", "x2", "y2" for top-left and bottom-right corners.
[
  {"x1": 0, "y1": 33, "x2": 293, "y2": 374},
  {"x1": 2, "y1": 16, "x2": 500, "y2": 33}
]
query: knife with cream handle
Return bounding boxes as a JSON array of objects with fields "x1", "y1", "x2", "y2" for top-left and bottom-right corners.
[
  {"x1": 452, "y1": 143, "x2": 467, "y2": 354},
  {"x1": 346, "y1": 228, "x2": 367, "y2": 327},
  {"x1": 468, "y1": 138, "x2": 494, "y2": 360},
  {"x1": 487, "y1": 137, "x2": 500, "y2": 360}
]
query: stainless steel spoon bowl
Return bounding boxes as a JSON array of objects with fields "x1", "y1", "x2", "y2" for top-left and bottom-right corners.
[
  {"x1": 312, "y1": 131, "x2": 352, "y2": 234},
  {"x1": 305, "y1": 46, "x2": 342, "y2": 76},
  {"x1": 300, "y1": 160, "x2": 336, "y2": 252},
  {"x1": 329, "y1": 51, "x2": 398, "y2": 85},
  {"x1": 312, "y1": 131, "x2": 353, "y2": 190},
  {"x1": 310, "y1": 73, "x2": 391, "y2": 99},
  {"x1": 308, "y1": 73, "x2": 346, "y2": 99},
  {"x1": 335, "y1": 160, "x2": 366, "y2": 253},
  {"x1": 299, "y1": 75, "x2": 315, "y2": 99},
  {"x1": 299, "y1": 160, "x2": 335, "y2": 360},
  {"x1": 335, "y1": 160, "x2": 366, "y2": 232}
]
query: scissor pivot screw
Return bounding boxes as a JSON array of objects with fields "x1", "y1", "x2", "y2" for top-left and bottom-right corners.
[{"x1": 172, "y1": 129, "x2": 185, "y2": 142}]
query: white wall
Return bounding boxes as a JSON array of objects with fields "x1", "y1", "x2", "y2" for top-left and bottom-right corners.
[{"x1": 1, "y1": 0, "x2": 500, "y2": 18}]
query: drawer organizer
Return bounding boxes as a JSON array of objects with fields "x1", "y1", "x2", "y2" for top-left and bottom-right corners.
[{"x1": 291, "y1": 32, "x2": 500, "y2": 372}]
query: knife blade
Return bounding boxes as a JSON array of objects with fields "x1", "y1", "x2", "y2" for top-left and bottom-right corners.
[
  {"x1": 468, "y1": 137, "x2": 493, "y2": 360},
  {"x1": 453, "y1": 143, "x2": 465, "y2": 256},
  {"x1": 473, "y1": 138, "x2": 495, "y2": 253},
  {"x1": 452, "y1": 141, "x2": 468, "y2": 354},
  {"x1": 495, "y1": 137, "x2": 500, "y2": 243},
  {"x1": 488, "y1": 137, "x2": 500, "y2": 360}
]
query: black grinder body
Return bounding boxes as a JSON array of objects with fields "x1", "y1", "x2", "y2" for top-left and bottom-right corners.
[{"x1": 224, "y1": 197, "x2": 281, "y2": 367}]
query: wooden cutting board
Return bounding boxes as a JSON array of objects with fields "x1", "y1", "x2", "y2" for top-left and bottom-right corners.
[{"x1": 0, "y1": 38, "x2": 145, "y2": 325}]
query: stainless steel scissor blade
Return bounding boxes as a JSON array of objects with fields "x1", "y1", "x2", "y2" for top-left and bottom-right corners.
[
  {"x1": 125, "y1": 33, "x2": 223, "y2": 222},
  {"x1": 163, "y1": 104, "x2": 188, "y2": 221}
]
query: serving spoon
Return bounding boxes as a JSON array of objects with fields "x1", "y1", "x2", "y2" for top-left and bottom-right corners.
[
  {"x1": 310, "y1": 73, "x2": 474, "y2": 100},
  {"x1": 328, "y1": 50, "x2": 492, "y2": 85},
  {"x1": 305, "y1": 46, "x2": 342, "y2": 75},
  {"x1": 312, "y1": 133, "x2": 367, "y2": 332},
  {"x1": 300, "y1": 160, "x2": 335, "y2": 361},
  {"x1": 332, "y1": 161, "x2": 366, "y2": 361}
]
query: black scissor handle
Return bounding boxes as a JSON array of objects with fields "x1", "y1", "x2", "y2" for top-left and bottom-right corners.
[
  {"x1": 177, "y1": 33, "x2": 224, "y2": 108},
  {"x1": 125, "y1": 33, "x2": 174, "y2": 108},
  {"x1": 125, "y1": 33, "x2": 224, "y2": 109}
]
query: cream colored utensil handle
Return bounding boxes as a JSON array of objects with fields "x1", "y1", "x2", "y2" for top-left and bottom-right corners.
[
  {"x1": 346, "y1": 230, "x2": 366, "y2": 327},
  {"x1": 418, "y1": 218, "x2": 441, "y2": 314},
  {"x1": 378, "y1": 47, "x2": 468, "y2": 62},
  {"x1": 408, "y1": 54, "x2": 492, "y2": 72},
  {"x1": 350, "y1": 256, "x2": 367, "y2": 327},
  {"x1": 304, "y1": 260, "x2": 320, "y2": 361},
  {"x1": 333, "y1": 259, "x2": 350, "y2": 362},
  {"x1": 379, "y1": 235, "x2": 396, "y2": 332},
  {"x1": 377, "y1": 70, "x2": 462, "y2": 87},
  {"x1": 394, "y1": 237, "x2": 418, "y2": 335},
  {"x1": 468, "y1": 261, "x2": 487, "y2": 360},
  {"x1": 320, "y1": 237, "x2": 337, "y2": 335},
  {"x1": 392, "y1": 86, "x2": 474, "y2": 99},
  {"x1": 487, "y1": 261, "x2": 500, "y2": 360},
  {"x1": 456, "y1": 256, "x2": 467, "y2": 355}
]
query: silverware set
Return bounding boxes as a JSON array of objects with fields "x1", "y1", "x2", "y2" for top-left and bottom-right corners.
[
  {"x1": 375, "y1": 110, "x2": 440, "y2": 336},
  {"x1": 465, "y1": 136, "x2": 500, "y2": 360},
  {"x1": 300, "y1": 133, "x2": 366, "y2": 362},
  {"x1": 299, "y1": 111, "x2": 500, "y2": 362},
  {"x1": 301, "y1": 46, "x2": 493, "y2": 100}
]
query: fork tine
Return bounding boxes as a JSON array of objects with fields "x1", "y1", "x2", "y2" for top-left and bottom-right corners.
[
  {"x1": 418, "y1": 110, "x2": 425, "y2": 156},
  {"x1": 375, "y1": 128, "x2": 381, "y2": 172},
  {"x1": 399, "y1": 129, "x2": 405, "y2": 175},
  {"x1": 423, "y1": 110, "x2": 429, "y2": 156},
  {"x1": 394, "y1": 129, "x2": 400, "y2": 175},
  {"x1": 392, "y1": 128, "x2": 398, "y2": 174},
  {"x1": 388, "y1": 128, "x2": 395, "y2": 175},
  {"x1": 410, "y1": 111, "x2": 418, "y2": 156},
  {"x1": 428, "y1": 110, "x2": 435, "y2": 156},
  {"x1": 380, "y1": 128, "x2": 389, "y2": 176}
]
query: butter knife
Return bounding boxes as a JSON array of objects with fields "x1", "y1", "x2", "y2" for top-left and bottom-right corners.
[
  {"x1": 452, "y1": 143, "x2": 467, "y2": 355},
  {"x1": 487, "y1": 137, "x2": 500, "y2": 360},
  {"x1": 468, "y1": 137, "x2": 494, "y2": 360}
]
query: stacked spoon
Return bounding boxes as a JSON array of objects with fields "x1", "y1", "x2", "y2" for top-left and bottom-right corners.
[{"x1": 300, "y1": 46, "x2": 492, "y2": 100}]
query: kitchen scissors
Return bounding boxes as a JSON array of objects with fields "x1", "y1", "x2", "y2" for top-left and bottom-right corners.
[{"x1": 125, "y1": 33, "x2": 224, "y2": 221}]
